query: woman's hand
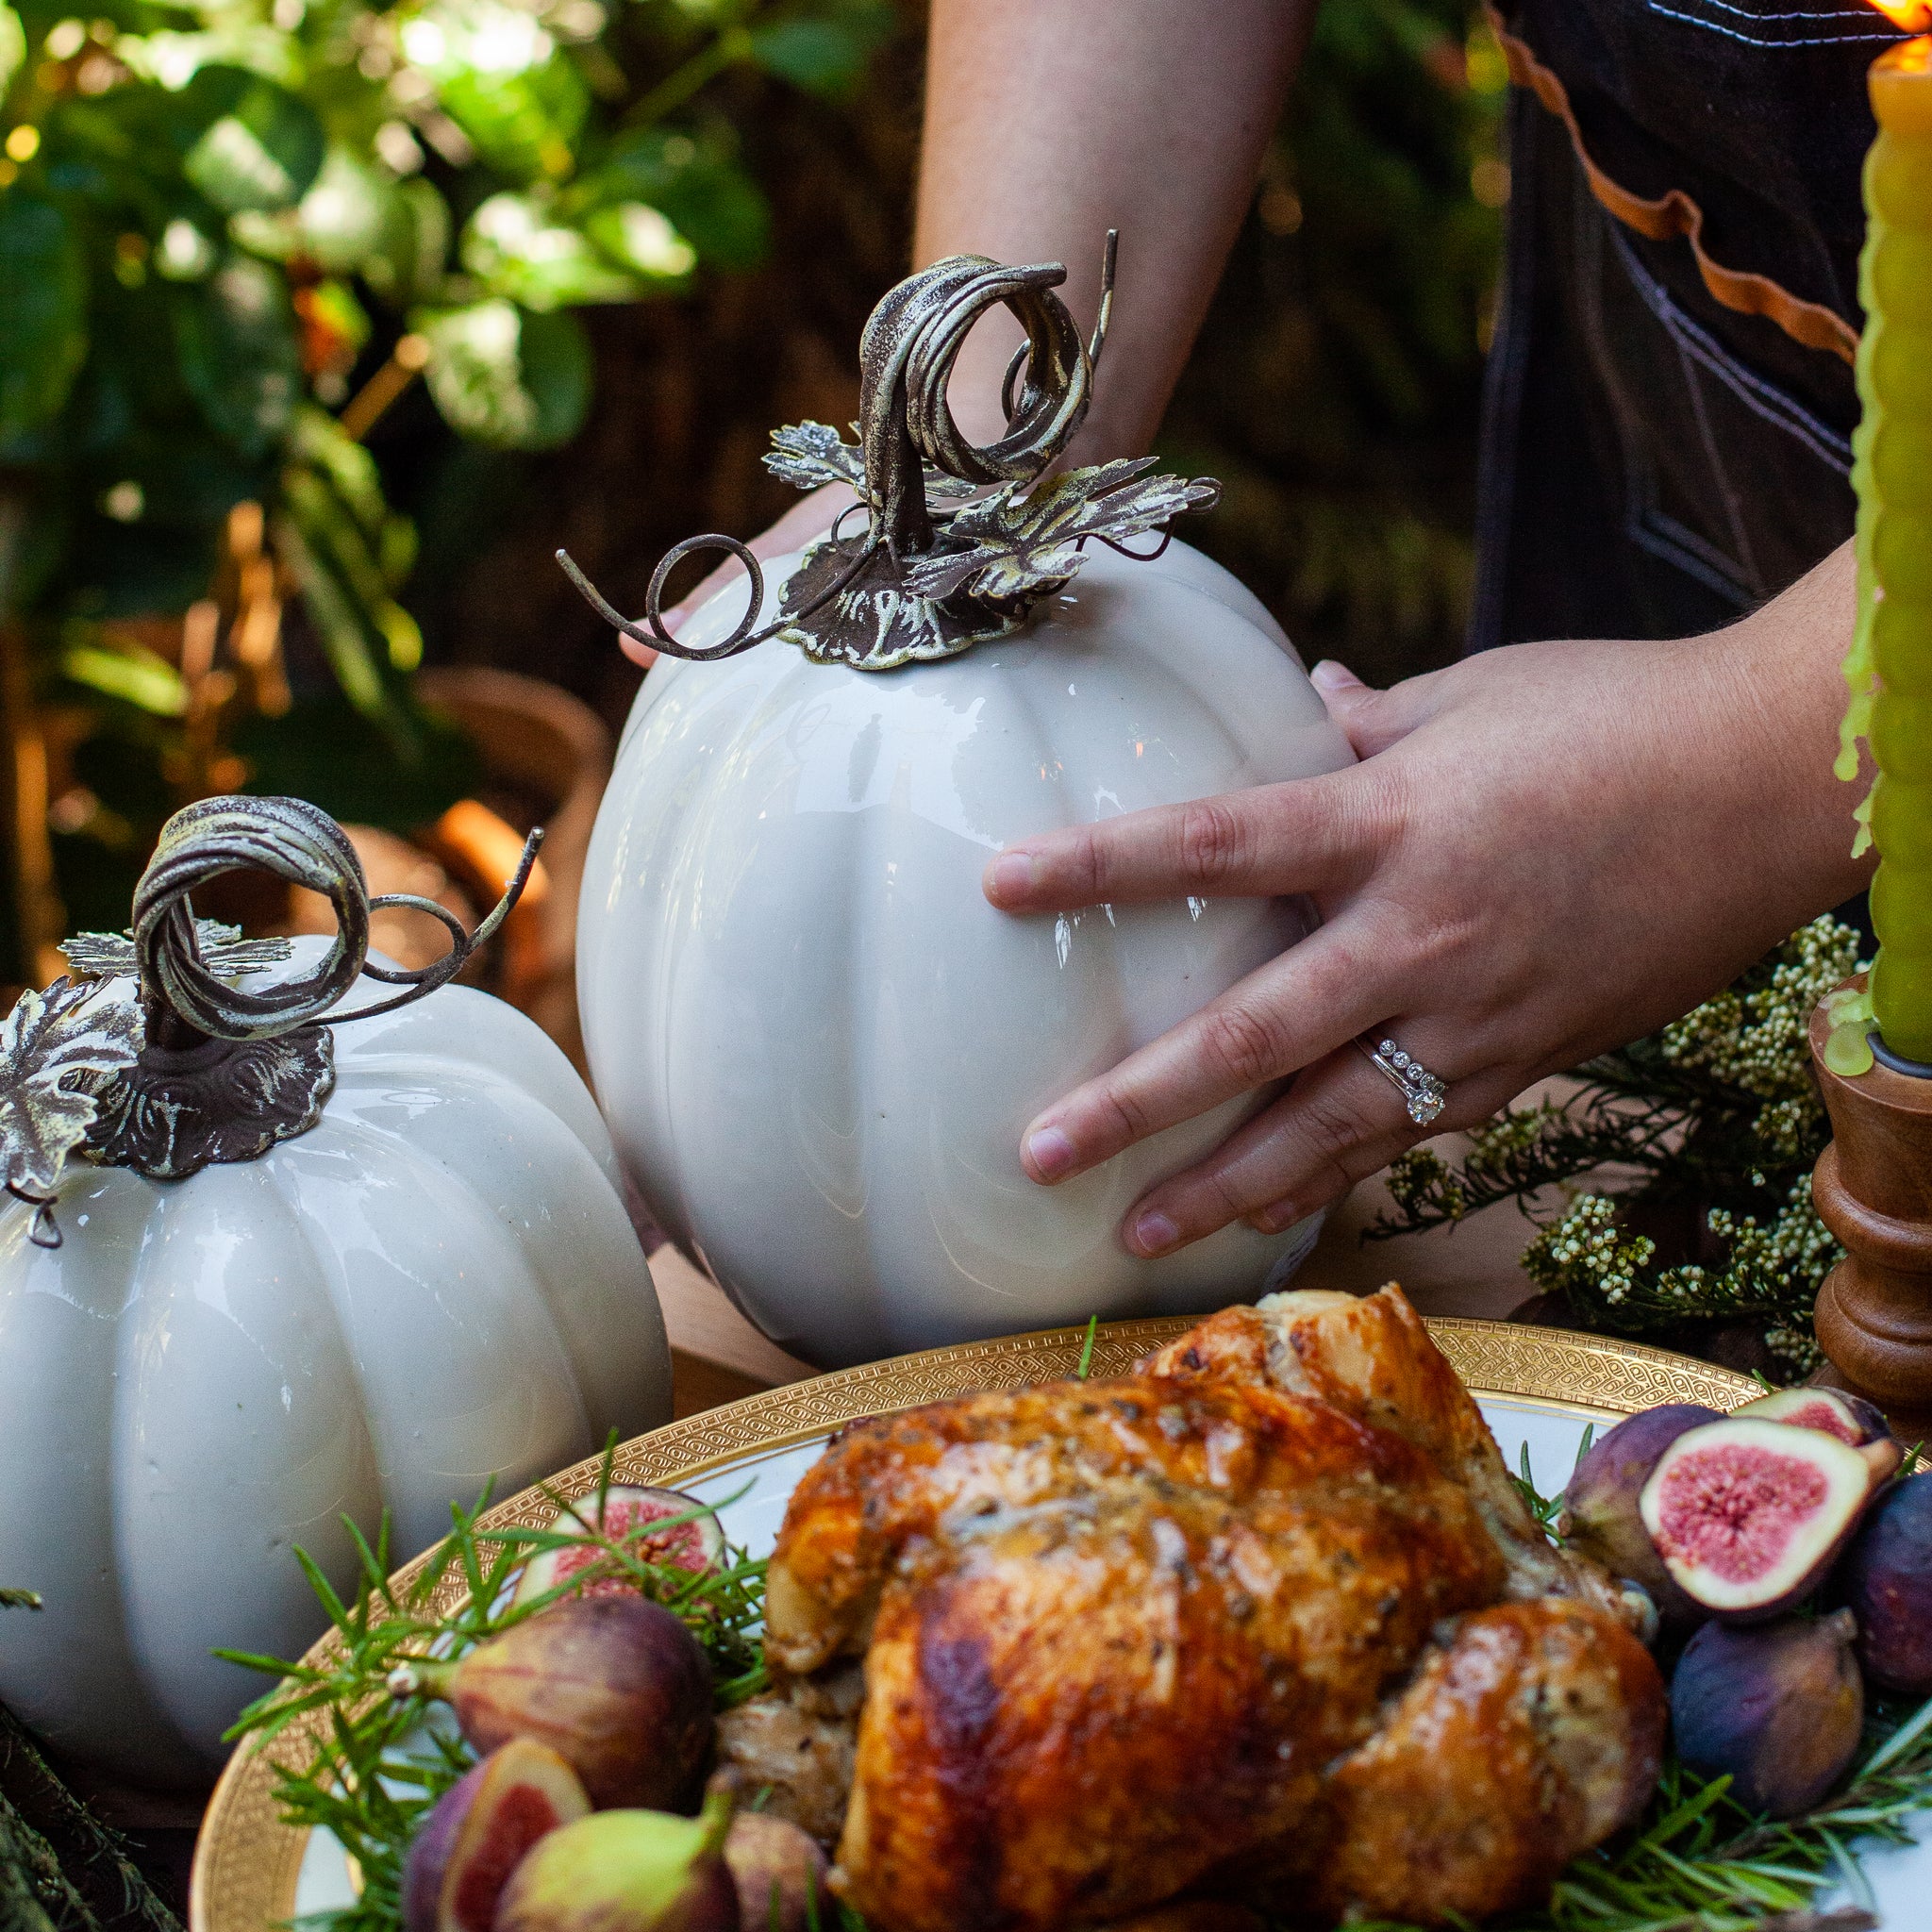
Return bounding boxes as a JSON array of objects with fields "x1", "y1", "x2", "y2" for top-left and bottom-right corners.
[{"x1": 982, "y1": 547, "x2": 1867, "y2": 1258}]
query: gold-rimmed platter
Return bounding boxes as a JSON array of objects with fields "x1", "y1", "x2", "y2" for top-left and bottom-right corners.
[{"x1": 190, "y1": 1314, "x2": 1764, "y2": 1932}]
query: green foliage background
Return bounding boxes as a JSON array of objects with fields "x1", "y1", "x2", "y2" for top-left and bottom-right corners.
[
  {"x1": 382, "y1": 0, "x2": 1507, "y2": 736},
  {"x1": 0, "y1": 0, "x2": 1503, "y2": 970}
]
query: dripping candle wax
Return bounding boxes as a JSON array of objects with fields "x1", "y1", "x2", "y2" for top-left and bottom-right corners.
[{"x1": 1835, "y1": 6, "x2": 1932, "y2": 1073}]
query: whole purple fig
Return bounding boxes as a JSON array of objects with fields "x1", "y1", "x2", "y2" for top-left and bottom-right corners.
[
  {"x1": 1558, "y1": 1405, "x2": 1721, "y2": 1622},
  {"x1": 1838, "y1": 1472, "x2": 1932, "y2": 1694},
  {"x1": 1671, "y1": 1610, "x2": 1863, "y2": 1817},
  {"x1": 493, "y1": 1794, "x2": 738, "y2": 1932},
  {"x1": 724, "y1": 1812, "x2": 830, "y2": 1932},
  {"x1": 394, "y1": 1597, "x2": 713, "y2": 1808},
  {"x1": 403, "y1": 1740, "x2": 591, "y2": 1932}
]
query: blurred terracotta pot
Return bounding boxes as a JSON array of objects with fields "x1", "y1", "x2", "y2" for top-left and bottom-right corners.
[{"x1": 415, "y1": 666, "x2": 610, "y2": 1059}]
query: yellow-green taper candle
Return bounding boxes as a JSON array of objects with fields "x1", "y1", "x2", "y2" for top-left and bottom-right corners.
[{"x1": 1842, "y1": 28, "x2": 1932, "y2": 1065}]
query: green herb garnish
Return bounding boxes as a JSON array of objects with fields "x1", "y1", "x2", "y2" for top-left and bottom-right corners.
[
  {"x1": 1076, "y1": 1314, "x2": 1100, "y2": 1380},
  {"x1": 222, "y1": 1444, "x2": 766, "y2": 1932},
  {"x1": 1507, "y1": 1426, "x2": 1593, "y2": 1537}
]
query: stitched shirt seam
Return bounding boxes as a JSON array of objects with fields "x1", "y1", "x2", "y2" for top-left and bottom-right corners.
[
  {"x1": 1641, "y1": 3, "x2": 1901, "y2": 47},
  {"x1": 1605, "y1": 225, "x2": 1855, "y2": 471}
]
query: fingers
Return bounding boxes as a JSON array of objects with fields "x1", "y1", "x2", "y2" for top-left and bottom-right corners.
[
  {"x1": 1309, "y1": 658, "x2": 1442, "y2": 761},
  {"x1": 1019, "y1": 925, "x2": 1393, "y2": 1185},
  {"x1": 984, "y1": 769, "x2": 1383, "y2": 913},
  {"x1": 1121, "y1": 1041, "x2": 1517, "y2": 1258}
]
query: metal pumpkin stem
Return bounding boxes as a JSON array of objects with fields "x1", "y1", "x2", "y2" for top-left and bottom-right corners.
[
  {"x1": 0, "y1": 793, "x2": 542, "y2": 1237},
  {"x1": 557, "y1": 232, "x2": 1220, "y2": 674}
]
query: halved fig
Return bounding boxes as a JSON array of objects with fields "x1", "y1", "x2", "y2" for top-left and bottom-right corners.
[
  {"x1": 1558, "y1": 1405, "x2": 1722, "y2": 1626},
  {"x1": 1639, "y1": 1417, "x2": 1890, "y2": 1619},
  {"x1": 402, "y1": 1739, "x2": 591, "y2": 1932},
  {"x1": 513, "y1": 1487, "x2": 724, "y2": 1609},
  {"x1": 1731, "y1": 1386, "x2": 1893, "y2": 1448}
]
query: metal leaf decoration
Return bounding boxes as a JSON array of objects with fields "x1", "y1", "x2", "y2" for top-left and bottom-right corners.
[
  {"x1": 763, "y1": 421, "x2": 974, "y2": 501},
  {"x1": 62, "y1": 920, "x2": 294, "y2": 982},
  {"x1": 0, "y1": 977, "x2": 142, "y2": 1245},
  {"x1": 902, "y1": 458, "x2": 1221, "y2": 605},
  {"x1": 558, "y1": 241, "x2": 1222, "y2": 671}
]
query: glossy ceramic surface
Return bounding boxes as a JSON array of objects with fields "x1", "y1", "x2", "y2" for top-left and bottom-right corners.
[
  {"x1": 0, "y1": 942, "x2": 670, "y2": 1785},
  {"x1": 579, "y1": 540, "x2": 1356, "y2": 1367}
]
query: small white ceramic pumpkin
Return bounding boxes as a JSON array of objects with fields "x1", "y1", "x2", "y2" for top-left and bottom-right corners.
[
  {"x1": 0, "y1": 802, "x2": 669, "y2": 1786},
  {"x1": 579, "y1": 536, "x2": 1354, "y2": 1367}
]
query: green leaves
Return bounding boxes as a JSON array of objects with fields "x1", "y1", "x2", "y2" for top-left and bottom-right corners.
[
  {"x1": 293, "y1": 148, "x2": 398, "y2": 274},
  {"x1": 0, "y1": 193, "x2": 86, "y2": 444},
  {"x1": 0, "y1": 6, "x2": 25, "y2": 96},
  {"x1": 399, "y1": 2, "x2": 588, "y2": 183},
  {"x1": 171, "y1": 253, "x2": 301, "y2": 457},
  {"x1": 279, "y1": 407, "x2": 425, "y2": 734},
  {"x1": 744, "y1": 0, "x2": 893, "y2": 97},
  {"x1": 462, "y1": 192, "x2": 646, "y2": 309},
  {"x1": 571, "y1": 125, "x2": 768, "y2": 271},
  {"x1": 1, "y1": 0, "x2": 894, "y2": 962},
  {"x1": 175, "y1": 67, "x2": 325, "y2": 213},
  {"x1": 415, "y1": 298, "x2": 590, "y2": 449},
  {"x1": 58, "y1": 636, "x2": 189, "y2": 715},
  {"x1": 580, "y1": 204, "x2": 694, "y2": 282}
]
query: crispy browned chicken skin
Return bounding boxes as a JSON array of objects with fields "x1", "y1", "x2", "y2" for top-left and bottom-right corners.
[{"x1": 746, "y1": 1287, "x2": 1665, "y2": 1930}]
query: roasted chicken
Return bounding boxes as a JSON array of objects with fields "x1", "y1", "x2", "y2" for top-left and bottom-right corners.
[{"x1": 719, "y1": 1286, "x2": 1665, "y2": 1929}]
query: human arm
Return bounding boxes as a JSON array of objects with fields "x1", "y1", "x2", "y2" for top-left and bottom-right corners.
[
  {"x1": 630, "y1": 0, "x2": 1311, "y2": 664},
  {"x1": 983, "y1": 542, "x2": 1874, "y2": 1257},
  {"x1": 913, "y1": 0, "x2": 1310, "y2": 458}
]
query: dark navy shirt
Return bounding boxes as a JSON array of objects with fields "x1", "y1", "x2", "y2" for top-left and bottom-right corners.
[{"x1": 1472, "y1": 0, "x2": 1912, "y2": 648}]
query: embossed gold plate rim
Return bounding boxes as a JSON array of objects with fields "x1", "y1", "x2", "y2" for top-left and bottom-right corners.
[{"x1": 189, "y1": 1315, "x2": 1757, "y2": 1932}]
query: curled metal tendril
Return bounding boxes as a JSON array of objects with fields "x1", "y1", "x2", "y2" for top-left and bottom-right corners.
[
  {"x1": 558, "y1": 232, "x2": 1121, "y2": 665},
  {"x1": 10, "y1": 1180, "x2": 59, "y2": 1250},
  {"x1": 135, "y1": 794, "x2": 542, "y2": 1044}
]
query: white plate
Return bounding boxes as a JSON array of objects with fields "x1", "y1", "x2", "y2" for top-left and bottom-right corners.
[{"x1": 289, "y1": 1396, "x2": 1932, "y2": 1926}]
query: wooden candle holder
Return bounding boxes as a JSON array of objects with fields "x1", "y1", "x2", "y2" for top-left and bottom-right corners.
[{"x1": 1810, "y1": 977, "x2": 1932, "y2": 1435}]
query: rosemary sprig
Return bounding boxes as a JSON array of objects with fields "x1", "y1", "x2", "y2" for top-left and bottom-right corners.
[
  {"x1": 1528, "y1": 1691, "x2": 1932, "y2": 1932},
  {"x1": 1309, "y1": 1696, "x2": 1932, "y2": 1932},
  {"x1": 0, "y1": 1593, "x2": 40, "y2": 1613},
  {"x1": 1507, "y1": 1427, "x2": 1593, "y2": 1536},
  {"x1": 1076, "y1": 1314, "x2": 1099, "y2": 1380},
  {"x1": 222, "y1": 1449, "x2": 765, "y2": 1932}
]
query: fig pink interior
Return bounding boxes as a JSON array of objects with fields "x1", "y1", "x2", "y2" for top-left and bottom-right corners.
[
  {"x1": 1777, "y1": 1400, "x2": 1859, "y2": 1444},
  {"x1": 1653, "y1": 1443, "x2": 1829, "y2": 1583}
]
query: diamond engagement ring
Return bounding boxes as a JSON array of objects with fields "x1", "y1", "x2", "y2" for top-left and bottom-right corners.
[{"x1": 1356, "y1": 1035, "x2": 1447, "y2": 1126}]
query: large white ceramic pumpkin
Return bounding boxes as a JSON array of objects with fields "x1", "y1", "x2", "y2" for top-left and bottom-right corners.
[
  {"x1": 579, "y1": 538, "x2": 1355, "y2": 1368},
  {"x1": 0, "y1": 940, "x2": 671, "y2": 1785}
]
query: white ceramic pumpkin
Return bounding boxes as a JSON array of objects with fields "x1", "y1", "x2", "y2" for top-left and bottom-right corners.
[
  {"x1": 578, "y1": 537, "x2": 1355, "y2": 1368},
  {"x1": 0, "y1": 934, "x2": 670, "y2": 1786}
]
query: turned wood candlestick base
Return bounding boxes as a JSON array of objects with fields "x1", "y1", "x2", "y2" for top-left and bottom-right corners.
[{"x1": 1810, "y1": 977, "x2": 1932, "y2": 1436}]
